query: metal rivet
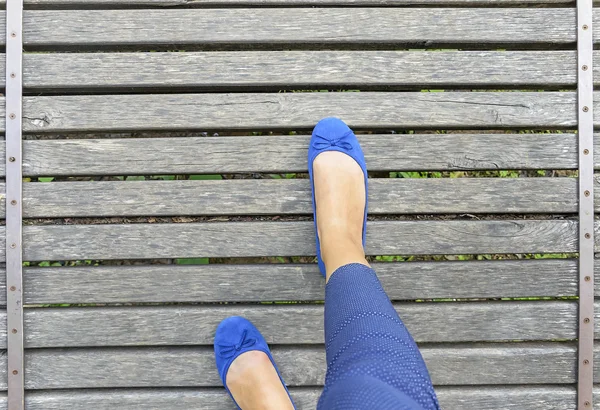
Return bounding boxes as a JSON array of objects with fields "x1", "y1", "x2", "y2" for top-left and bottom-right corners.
[
  {"x1": 9, "y1": 286, "x2": 15, "y2": 291},
  {"x1": 9, "y1": 157, "x2": 15, "y2": 162},
  {"x1": 585, "y1": 276, "x2": 591, "y2": 281},
  {"x1": 583, "y1": 106, "x2": 589, "y2": 112},
  {"x1": 585, "y1": 190, "x2": 590, "y2": 197},
  {"x1": 10, "y1": 244, "x2": 16, "y2": 249},
  {"x1": 585, "y1": 401, "x2": 591, "y2": 407},
  {"x1": 583, "y1": 65, "x2": 589, "y2": 71},
  {"x1": 584, "y1": 149, "x2": 590, "y2": 155},
  {"x1": 9, "y1": 114, "x2": 16, "y2": 120},
  {"x1": 10, "y1": 31, "x2": 16, "y2": 38},
  {"x1": 10, "y1": 200, "x2": 17, "y2": 206},
  {"x1": 12, "y1": 370, "x2": 17, "y2": 375},
  {"x1": 585, "y1": 233, "x2": 591, "y2": 239},
  {"x1": 583, "y1": 25, "x2": 589, "y2": 30},
  {"x1": 584, "y1": 359, "x2": 590, "y2": 365},
  {"x1": 11, "y1": 329, "x2": 17, "y2": 334},
  {"x1": 584, "y1": 318, "x2": 590, "y2": 324},
  {"x1": 10, "y1": 73, "x2": 16, "y2": 78}
]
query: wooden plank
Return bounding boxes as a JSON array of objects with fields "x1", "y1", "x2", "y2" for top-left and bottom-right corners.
[
  {"x1": 21, "y1": 220, "x2": 577, "y2": 261},
  {"x1": 22, "y1": 259, "x2": 579, "y2": 304},
  {"x1": 8, "y1": 50, "x2": 600, "y2": 90},
  {"x1": 21, "y1": 92, "x2": 579, "y2": 133},
  {"x1": 0, "y1": 98, "x2": 5, "y2": 132},
  {"x1": 0, "y1": 355, "x2": 7, "y2": 391},
  {"x1": 13, "y1": 0, "x2": 579, "y2": 6},
  {"x1": 21, "y1": 51, "x2": 578, "y2": 90},
  {"x1": 20, "y1": 134, "x2": 580, "y2": 176},
  {"x1": 0, "y1": 229, "x2": 8, "y2": 263},
  {"x1": 22, "y1": 178, "x2": 578, "y2": 218},
  {"x1": 23, "y1": 343, "x2": 577, "y2": 389},
  {"x1": 7, "y1": 51, "x2": 600, "y2": 90},
  {"x1": 8, "y1": 9, "x2": 576, "y2": 48},
  {"x1": 0, "y1": 313, "x2": 10, "y2": 350},
  {"x1": 21, "y1": 386, "x2": 578, "y2": 410},
  {"x1": 13, "y1": 133, "x2": 600, "y2": 175},
  {"x1": 23, "y1": 301, "x2": 576, "y2": 347}
]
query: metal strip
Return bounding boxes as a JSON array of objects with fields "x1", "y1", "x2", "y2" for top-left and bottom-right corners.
[
  {"x1": 577, "y1": 0, "x2": 594, "y2": 407},
  {"x1": 5, "y1": 0, "x2": 25, "y2": 408}
]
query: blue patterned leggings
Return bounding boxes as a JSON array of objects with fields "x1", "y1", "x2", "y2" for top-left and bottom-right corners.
[{"x1": 317, "y1": 263, "x2": 440, "y2": 410}]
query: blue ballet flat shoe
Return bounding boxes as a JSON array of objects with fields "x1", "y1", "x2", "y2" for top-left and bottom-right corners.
[
  {"x1": 308, "y1": 117, "x2": 368, "y2": 276},
  {"x1": 214, "y1": 316, "x2": 296, "y2": 409}
]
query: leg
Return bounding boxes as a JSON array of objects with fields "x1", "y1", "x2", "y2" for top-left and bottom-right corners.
[{"x1": 314, "y1": 152, "x2": 439, "y2": 410}]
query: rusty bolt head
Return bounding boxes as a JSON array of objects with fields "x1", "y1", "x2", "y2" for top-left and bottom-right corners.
[
  {"x1": 584, "y1": 318, "x2": 590, "y2": 324},
  {"x1": 585, "y1": 190, "x2": 590, "y2": 197},
  {"x1": 11, "y1": 329, "x2": 16, "y2": 334},
  {"x1": 9, "y1": 157, "x2": 15, "y2": 162},
  {"x1": 9, "y1": 286, "x2": 15, "y2": 291},
  {"x1": 10, "y1": 73, "x2": 15, "y2": 78},
  {"x1": 585, "y1": 233, "x2": 591, "y2": 239},
  {"x1": 583, "y1": 65, "x2": 589, "y2": 71},
  {"x1": 585, "y1": 401, "x2": 591, "y2": 407},
  {"x1": 9, "y1": 113, "x2": 16, "y2": 120},
  {"x1": 11, "y1": 200, "x2": 17, "y2": 206},
  {"x1": 585, "y1": 276, "x2": 591, "y2": 282},
  {"x1": 584, "y1": 359, "x2": 590, "y2": 365},
  {"x1": 12, "y1": 370, "x2": 17, "y2": 375},
  {"x1": 583, "y1": 106, "x2": 590, "y2": 112},
  {"x1": 10, "y1": 32, "x2": 16, "y2": 38},
  {"x1": 583, "y1": 25, "x2": 589, "y2": 30},
  {"x1": 10, "y1": 243, "x2": 16, "y2": 249},
  {"x1": 584, "y1": 149, "x2": 590, "y2": 155}
]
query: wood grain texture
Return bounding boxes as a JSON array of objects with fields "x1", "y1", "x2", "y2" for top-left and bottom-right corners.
[
  {"x1": 0, "y1": 313, "x2": 9, "y2": 350},
  {"x1": 21, "y1": 92, "x2": 579, "y2": 133},
  {"x1": 8, "y1": 9, "x2": 577, "y2": 47},
  {"x1": 23, "y1": 301, "x2": 576, "y2": 347},
  {"x1": 19, "y1": 134, "x2": 581, "y2": 176},
  {"x1": 21, "y1": 51, "x2": 579, "y2": 90},
  {"x1": 22, "y1": 343, "x2": 578, "y2": 388},
  {"x1": 21, "y1": 386, "x2": 581, "y2": 410},
  {"x1": 13, "y1": 0, "x2": 579, "y2": 6},
  {"x1": 23, "y1": 178, "x2": 578, "y2": 218},
  {"x1": 21, "y1": 220, "x2": 577, "y2": 261},
  {"x1": 0, "y1": 228, "x2": 7, "y2": 263},
  {"x1": 22, "y1": 259, "x2": 579, "y2": 304}
]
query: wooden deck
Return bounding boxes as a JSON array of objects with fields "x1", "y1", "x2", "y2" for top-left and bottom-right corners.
[{"x1": 0, "y1": 0, "x2": 598, "y2": 408}]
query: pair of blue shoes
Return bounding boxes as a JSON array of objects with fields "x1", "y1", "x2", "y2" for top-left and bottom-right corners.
[{"x1": 214, "y1": 118, "x2": 368, "y2": 409}]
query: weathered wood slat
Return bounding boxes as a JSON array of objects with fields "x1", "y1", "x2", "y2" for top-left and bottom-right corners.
[
  {"x1": 22, "y1": 220, "x2": 577, "y2": 261},
  {"x1": 21, "y1": 92, "x2": 580, "y2": 133},
  {"x1": 3, "y1": 9, "x2": 578, "y2": 48},
  {"x1": 23, "y1": 301, "x2": 576, "y2": 347},
  {"x1": 23, "y1": 178, "x2": 578, "y2": 218},
  {"x1": 22, "y1": 259, "x2": 579, "y2": 304},
  {"x1": 19, "y1": 51, "x2": 580, "y2": 90},
  {"x1": 21, "y1": 386, "x2": 580, "y2": 410},
  {"x1": 9, "y1": 133, "x2": 600, "y2": 175},
  {"x1": 19, "y1": 134, "x2": 581, "y2": 176},
  {"x1": 12, "y1": 0, "x2": 579, "y2": 6},
  {"x1": 22, "y1": 343, "x2": 578, "y2": 388},
  {"x1": 0, "y1": 229, "x2": 8, "y2": 263},
  {"x1": 5, "y1": 51, "x2": 600, "y2": 90},
  {"x1": 15, "y1": 258, "x2": 600, "y2": 303},
  {"x1": 0, "y1": 313, "x2": 10, "y2": 350}
]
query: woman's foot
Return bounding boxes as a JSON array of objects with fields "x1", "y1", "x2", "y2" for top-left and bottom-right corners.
[
  {"x1": 309, "y1": 117, "x2": 370, "y2": 282},
  {"x1": 226, "y1": 351, "x2": 295, "y2": 410},
  {"x1": 314, "y1": 151, "x2": 370, "y2": 282},
  {"x1": 214, "y1": 316, "x2": 295, "y2": 410}
]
